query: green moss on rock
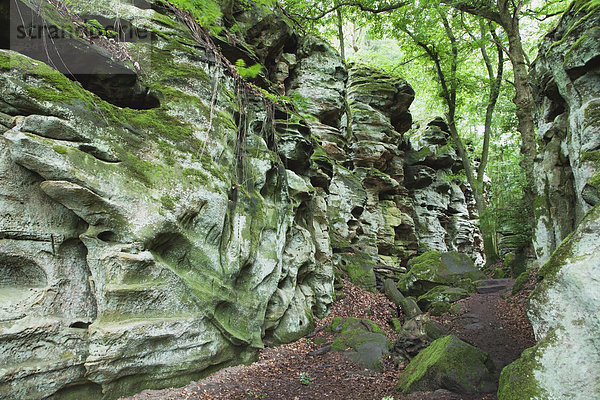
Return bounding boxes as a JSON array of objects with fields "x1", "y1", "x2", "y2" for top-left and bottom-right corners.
[
  {"x1": 417, "y1": 285, "x2": 469, "y2": 315},
  {"x1": 399, "y1": 251, "x2": 484, "y2": 296},
  {"x1": 398, "y1": 335, "x2": 497, "y2": 394},
  {"x1": 498, "y1": 339, "x2": 549, "y2": 400},
  {"x1": 512, "y1": 271, "x2": 530, "y2": 295},
  {"x1": 330, "y1": 317, "x2": 391, "y2": 371},
  {"x1": 335, "y1": 251, "x2": 377, "y2": 292}
]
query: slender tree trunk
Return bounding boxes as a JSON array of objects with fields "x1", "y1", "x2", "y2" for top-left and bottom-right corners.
[
  {"x1": 496, "y1": 1, "x2": 537, "y2": 232},
  {"x1": 336, "y1": 8, "x2": 346, "y2": 61},
  {"x1": 336, "y1": 6, "x2": 353, "y2": 138},
  {"x1": 505, "y1": 26, "x2": 536, "y2": 224},
  {"x1": 437, "y1": 11, "x2": 495, "y2": 265},
  {"x1": 474, "y1": 22, "x2": 503, "y2": 265}
]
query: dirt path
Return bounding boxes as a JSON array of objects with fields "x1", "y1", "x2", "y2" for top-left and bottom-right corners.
[
  {"x1": 433, "y1": 282, "x2": 535, "y2": 369},
  {"x1": 122, "y1": 279, "x2": 534, "y2": 400}
]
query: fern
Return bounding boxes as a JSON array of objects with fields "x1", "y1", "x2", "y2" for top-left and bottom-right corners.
[
  {"x1": 167, "y1": 0, "x2": 223, "y2": 33},
  {"x1": 235, "y1": 59, "x2": 262, "y2": 79}
]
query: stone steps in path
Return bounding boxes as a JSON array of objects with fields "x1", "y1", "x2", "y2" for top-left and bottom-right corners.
[{"x1": 476, "y1": 278, "x2": 514, "y2": 294}]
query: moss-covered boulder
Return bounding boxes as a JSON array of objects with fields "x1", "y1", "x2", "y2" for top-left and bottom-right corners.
[
  {"x1": 334, "y1": 251, "x2": 377, "y2": 292},
  {"x1": 398, "y1": 335, "x2": 498, "y2": 394},
  {"x1": 398, "y1": 251, "x2": 485, "y2": 297},
  {"x1": 417, "y1": 285, "x2": 469, "y2": 316},
  {"x1": 330, "y1": 317, "x2": 391, "y2": 371},
  {"x1": 511, "y1": 270, "x2": 530, "y2": 294},
  {"x1": 497, "y1": 338, "x2": 550, "y2": 400},
  {"x1": 499, "y1": 204, "x2": 600, "y2": 399}
]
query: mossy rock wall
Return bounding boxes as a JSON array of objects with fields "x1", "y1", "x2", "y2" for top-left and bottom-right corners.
[
  {"x1": 503, "y1": 5, "x2": 600, "y2": 398},
  {"x1": 0, "y1": 0, "x2": 336, "y2": 398},
  {"x1": 0, "y1": 0, "x2": 488, "y2": 397},
  {"x1": 531, "y1": 0, "x2": 600, "y2": 261}
]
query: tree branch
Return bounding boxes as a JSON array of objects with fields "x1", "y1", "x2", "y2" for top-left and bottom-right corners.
[
  {"x1": 443, "y1": 1, "x2": 503, "y2": 25},
  {"x1": 292, "y1": 1, "x2": 409, "y2": 21},
  {"x1": 521, "y1": 9, "x2": 564, "y2": 21}
]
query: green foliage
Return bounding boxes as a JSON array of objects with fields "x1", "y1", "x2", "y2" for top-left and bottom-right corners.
[
  {"x1": 165, "y1": 0, "x2": 222, "y2": 34},
  {"x1": 235, "y1": 59, "x2": 263, "y2": 79},
  {"x1": 246, "y1": 390, "x2": 267, "y2": 399},
  {"x1": 299, "y1": 372, "x2": 313, "y2": 385}
]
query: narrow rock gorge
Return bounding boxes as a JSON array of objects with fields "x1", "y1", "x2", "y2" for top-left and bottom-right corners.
[
  {"x1": 0, "y1": 0, "x2": 483, "y2": 398},
  {"x1": 0, "y1": 0, "x2": 598, "y2": 399},
  {"x1": 499, "y1": 2, "x2": 600, "y2": 398}
]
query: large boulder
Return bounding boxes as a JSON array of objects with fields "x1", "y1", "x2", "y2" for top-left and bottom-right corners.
[
  {"x1": 416, "y1": 285, "x2": 469, "y2": 316},
  {"x1": 498, "y1": 204, "x2": 600, "y2": 399},
  {"x1": 397, "y1": 335, "x2": 498, "y2": 394},
  {"x1": 398, "y1": 251, "x2": 485, "y2": 296},
  {"x1": 330, "y1": 317, "x2": 391, "y2": 371}
]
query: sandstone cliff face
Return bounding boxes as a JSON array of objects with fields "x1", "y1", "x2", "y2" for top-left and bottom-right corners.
[
  {"x1": 404, "y1": 119, "x2": 484, "y2": 268},
  {"x1": 499, "y1": 2, "x2": 600, "y2": 399},
  {"x1": 531, "y1": 0, "x2": 600, "y2": 261},
  {"x1": 1, "y1": 1, "x2": 333, "y2": 398},
  {"x1": 0, "y1": 0, "x2": 483, "y2": 398}
]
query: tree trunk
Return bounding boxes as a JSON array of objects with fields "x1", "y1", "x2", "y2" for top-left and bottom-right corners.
[
  {"x1": 336, "y1": 6, "x2": 353, "y2": 138},
  {"x1": 505, "y1": 25, "x2": 536, "y2": 226},
  {"x1": 475, "y1": 22, "x2": 503, "y2": 265},
  {"x1": 437, "y1": 10, "x2": 496, "y2": 265}
]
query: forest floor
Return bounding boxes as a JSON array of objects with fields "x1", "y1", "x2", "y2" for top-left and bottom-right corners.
[{"x1": 124, "y1": 271, "x2": 536, "y2": 400}]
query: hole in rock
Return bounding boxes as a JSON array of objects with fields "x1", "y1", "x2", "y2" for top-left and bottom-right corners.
[
  {"x1": 319, "y1": 109, "x2": 340, "y2": 128},
  {"x1": 97, "y1": 231, "x2": 118, "y2": 242},
  {"x1": 78, "y1": 144, "x2": 120, "y2": 163},
  {"x1": 0, "y1": 254, "x2": 47, "y2": 288},
  {"x1": 4, "y1": 0, "x2": 159, "y2": 110},
  {"x1": 567, "y1": 55, "x2": 600, "y2": 82},
  {"x1": 72, "y1": 74, "x2": 160, "y2": 109},
  {"x1": 50, "y1": 381, "x2": 103, "y2": 399},
  {"x1": 69, "y1": 321, "x2": 91, "y2": 329},
  {"x1": 351, "y1": 206, "x2": 364, "y2": 219},
  {"x1": 0, "y1": 254, "x2": 47, "y2": 313}
]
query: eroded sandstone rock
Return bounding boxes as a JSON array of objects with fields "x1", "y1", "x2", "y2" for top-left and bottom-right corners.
[
  {"x1": 0, "y1": 1, "x2": 333, "y2": 397},
  {"x1": 531, "y1": 0, "x2": 600, "y2": 260}
]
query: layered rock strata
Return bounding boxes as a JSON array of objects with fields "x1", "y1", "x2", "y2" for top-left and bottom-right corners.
[
  {"x1": 404, "y1": 118, "x2": 484, "y2": 267},
  {"x1": 0, "y1": 0, "x2": 484, "y2": 398},
  {"x1": 531, "y1": 0, "x2": 600, "y2": 261}
]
